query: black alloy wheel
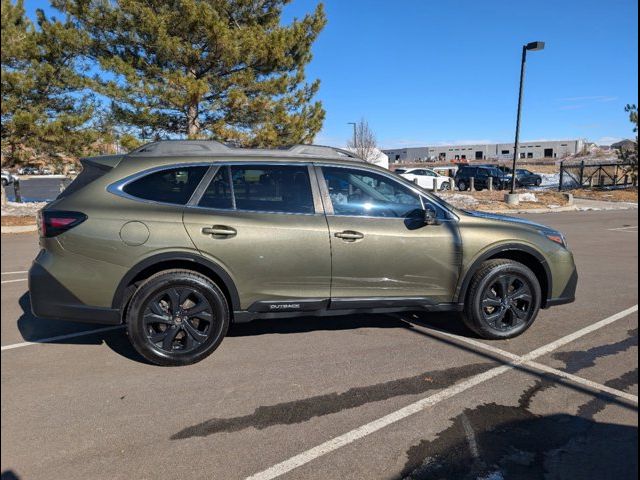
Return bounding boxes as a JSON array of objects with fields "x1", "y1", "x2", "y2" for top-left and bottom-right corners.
[
  {"x1": 463, "y1": 259, "x2": 541, "y2": 339},
  {"x1": 143, "y1": 286, "x2": 214, "y2": 354},
  {"x1": 479, "y1": 273, "x2": 533, "y2": 332},
  {"x1": 126, "y1": 270, "x2": 230, "y2": 366}
]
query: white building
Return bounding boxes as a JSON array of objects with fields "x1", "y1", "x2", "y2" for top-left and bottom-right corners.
[{"x1": 384, "y1": 139, "x2": 586, "y2": 163}]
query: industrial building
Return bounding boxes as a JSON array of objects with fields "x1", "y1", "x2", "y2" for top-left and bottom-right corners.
[{"x1": 383, "y1": 139, "x2": 586, "y2": 163}]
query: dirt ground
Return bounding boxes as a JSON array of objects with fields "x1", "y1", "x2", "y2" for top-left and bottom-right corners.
[
  {"x1": 570, "y1": 187, "x2": 638, "y2": 203},
  {"x1": 439, "y1": 190, "x2": 571, "y2": 211},
  {"x1": 1, "y1": 216, "x2": 36, "y2": 227}
]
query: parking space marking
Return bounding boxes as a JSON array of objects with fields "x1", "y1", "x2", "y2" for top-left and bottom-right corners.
[
  {"x1": 246, "y1": 305, "x2": 638, "y2": 480},
  {"x1": 608, "y1": 225, "x2": 638, "y2": 232},
  {"x1": 1, "y1": 278, "x2": 27, "y2": 284},
  {"x1": 402, "y1": 317, "x2": 639, "y2": 404},
  {"x1": 1, "y1": 325, "x2": 125, "y2": 351},
  {"x1": 1, "y1": 270, "x2": 28, "y2": 275}
]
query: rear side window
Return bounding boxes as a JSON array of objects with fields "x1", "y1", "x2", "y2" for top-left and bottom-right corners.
[
  {"x1": 123, "y1": 166, "x2": 208, "y2": 205},
  {"x1": 198, "y1": 164, "x2": 314, "y2": 214}
]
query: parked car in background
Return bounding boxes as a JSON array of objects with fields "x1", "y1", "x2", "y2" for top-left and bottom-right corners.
[
  {"x1": 18, "y1": 166, "x2": 40, "y2": 175},
  {"x1": 1, "y1": 170, "x2": 18, "y2": 187},
  {"x1": 513, "y1": 169, "x2": 543, "y2": 187},
  {"x1": 29, "y1": 140, "x2": 577, "y2": 366},
  {"x1": 455, "y1": 166, "x2": 511, "y2": 191},
  {"x1": 399, "y1": 168, "x2": 453, "y2": 191}
]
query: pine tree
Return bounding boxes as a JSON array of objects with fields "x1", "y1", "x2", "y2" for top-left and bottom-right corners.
[
  {"x1": 1, "y1": 0, "x2": 99, "y2": 167},
  {"x1": 53, "y1": 0, "x2": 327, "y2": 147}
]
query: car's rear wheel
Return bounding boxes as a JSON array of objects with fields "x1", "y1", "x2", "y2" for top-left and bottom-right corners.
[
  {"x1": 440, "y1": 181, "x2": 451, "y2": 191},
  {"x1": 535, "y1": 178, "x2": 542, "y2": 186},
  {"x1": 462, "y1": 259, "x2": 541, "y2": 339},
  {"x1": 126, "y1": 269, "x2": 229, "y2": 366}
]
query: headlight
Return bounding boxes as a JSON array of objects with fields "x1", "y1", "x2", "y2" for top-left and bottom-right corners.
[{"x1": 539, "y1": 229, "x2": 567, "y2": 248}]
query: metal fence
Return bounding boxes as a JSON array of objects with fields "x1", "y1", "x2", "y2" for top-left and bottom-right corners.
[{"x1": 558, "y1": 161, "x2": 637, "y2": 191}]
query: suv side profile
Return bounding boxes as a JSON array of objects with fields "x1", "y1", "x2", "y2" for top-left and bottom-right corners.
[
  {"x1": 29, "y1": 141, "x2": 577, "y2": 366},
  {"x1": 455, "y1": 166, "x2": 510, "y2": 191}
]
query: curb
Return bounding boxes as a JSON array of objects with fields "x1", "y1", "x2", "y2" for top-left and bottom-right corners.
[{"x1": 1, "y1": 224, "x2": 37, "y2": 234}]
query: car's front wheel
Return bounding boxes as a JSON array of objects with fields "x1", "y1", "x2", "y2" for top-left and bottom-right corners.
[
  {"x1": 462, "y1": 259, "x2": 541, "y2": 339},
  {"x1": 440, "y1": 180, "x2": 451, "y2": 191},
  {"x1": 126, "y1": 269, "x2": 230, "y2": 366},
  {"x1": 457, "y1": 180, "x2": 467, "y2": 191}
]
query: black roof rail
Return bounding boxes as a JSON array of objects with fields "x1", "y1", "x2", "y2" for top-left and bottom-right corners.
[
  {"x1": 126, "y1": 140, "x2": 364, "y2": 160},
  {"x1": 129, "y1": 140, "x2": 231, "y2": 156}
]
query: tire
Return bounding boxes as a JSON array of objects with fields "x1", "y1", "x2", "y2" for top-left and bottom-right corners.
[
  {"x1": 440, "y1": 181, "x2": 451, "y2": 191},
  {"x1": 462, "y1": 259, "x2": 541, "y2": 339},
  {"x1": 126, "y1": 269, "x2": 230, "y2": 366},
  {"x1": 1, "y1": 178, "x2": 7, "y2": 187},
  {"x1": 457, "y1": 180, "x2": 467, "y2": 191},
  {"x1": 535, "y1": 178, "x2": 542, "y2": 187}
]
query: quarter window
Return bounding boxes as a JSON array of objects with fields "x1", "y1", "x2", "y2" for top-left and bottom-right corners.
[
  {"x1": 321, "y1": 166, "x2": 421, "y2": 218},
  {"x1": 122, "y1": 166, "x2": 208, "y2": 205}
]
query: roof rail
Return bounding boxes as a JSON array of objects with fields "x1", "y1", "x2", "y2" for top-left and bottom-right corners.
[
  {"x1": 129, "y1": 140, "x2": 230, "y2": 156},
  {"x1": 288, "y1": 144, "x2": 362, "y2": 159},
  {"x1": 126, "y1": 139, "x2": 364, "y2": 160}
]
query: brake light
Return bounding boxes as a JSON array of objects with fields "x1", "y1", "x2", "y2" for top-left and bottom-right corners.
[{"x1": 40, "y1": 211, "x2": 87, "y2": 237}]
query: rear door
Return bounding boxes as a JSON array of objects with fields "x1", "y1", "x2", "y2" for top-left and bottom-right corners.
[
  {"x1": 183, "y1": 163, "x2": 331, "y2": 311},
  {"x1": 317, "y1": 164, "x2": 459, "y2": 306}
]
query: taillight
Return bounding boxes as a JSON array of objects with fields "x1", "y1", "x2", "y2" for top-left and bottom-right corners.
[{"x1": 40, "y1": 211, "x2": 87, "y2": 237}]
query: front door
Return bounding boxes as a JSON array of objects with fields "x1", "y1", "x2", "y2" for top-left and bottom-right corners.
[
  {"x1": 183, "y1": 163, "x2": 331, "y2": 311},
  {"x1": 317, "y1": 165, "x2": 459, "y2": 306}
]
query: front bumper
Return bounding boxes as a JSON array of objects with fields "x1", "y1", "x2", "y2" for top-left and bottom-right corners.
[
  {"x1": 543, "y1": 266, "x2": 578, "y2": 308},
  {"x1": 29, "y1": 262, "x2": 122, "y2": 324}
]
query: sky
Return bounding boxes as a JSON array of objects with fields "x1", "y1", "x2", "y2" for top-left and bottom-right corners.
[{"x1": 25, "y1": 0, "x2": 639, "y2": 148}]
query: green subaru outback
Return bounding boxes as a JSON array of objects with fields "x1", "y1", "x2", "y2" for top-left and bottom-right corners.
[{"x1": 29, "y1": 141, "x2": 577, "y2": 366}]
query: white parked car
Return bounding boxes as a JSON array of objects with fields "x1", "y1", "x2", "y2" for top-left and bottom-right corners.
[
  {"x1": 1, "y1": 170, "x2": 18, "y2": 187},
  {"x1": 399, "y1": 168, "x2": 454, "y2": 191}
]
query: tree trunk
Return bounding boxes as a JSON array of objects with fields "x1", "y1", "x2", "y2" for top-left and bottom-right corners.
[{"x1": 186, "y1": 103, "x2": 200, "y2": 138}]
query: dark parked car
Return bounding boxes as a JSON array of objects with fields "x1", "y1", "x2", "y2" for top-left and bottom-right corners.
[
  {"x1": 514, "y1": 169, "x2": 543, "y2": 187},
  {"x1": 455, "y1": 166, "x2": 510, "y2": 191}
]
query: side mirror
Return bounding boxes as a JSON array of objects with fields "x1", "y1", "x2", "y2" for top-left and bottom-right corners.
[{"x1": 424, "y1": 205, "x2": 440, "y2": 225}]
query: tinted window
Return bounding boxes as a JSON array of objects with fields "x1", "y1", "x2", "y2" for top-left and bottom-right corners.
[
  {"x1": 198, "y1": 167, "x2": 233, "y2": 209},
  {"x1": 231, "y1": 165, "x2": 314, "y2": 214},
  {"x1": 123, "y1": 166, "x2": 208, "y2": 204},
  {"x1": 322, "y1": 166, "x2": 421, "y2": 218}
]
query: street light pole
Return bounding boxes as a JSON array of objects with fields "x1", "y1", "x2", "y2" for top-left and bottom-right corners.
[
  {"x1": 347, "y1": 122, "x2": 357, "y2": 148},
  {"x1": 510, "y1": 41, "x2": 545, "y2": 195}
]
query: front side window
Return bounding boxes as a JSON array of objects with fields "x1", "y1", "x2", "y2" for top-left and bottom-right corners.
[
  {"x1": 322, "y1": 166, "x2": 422, "y2": 218},
  {"x1": 198, "y1": 164, "x2": 314, "y2": 214},
  {"x1": 123, "y1": 166, "x2": 208, "y2": 204}
]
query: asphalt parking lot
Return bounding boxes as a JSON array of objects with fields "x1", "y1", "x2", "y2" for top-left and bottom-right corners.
[{"x1": 1, "y1": 209, "x2": 638, "y2": 480}]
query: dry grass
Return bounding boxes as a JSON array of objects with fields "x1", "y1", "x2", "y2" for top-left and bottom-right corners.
[
  {"x1": 1, "y1": 215, "x2": 36, "y2": 226},
  {"x1": 570, "y1": 187, "x2": 638, "y2": 203}
]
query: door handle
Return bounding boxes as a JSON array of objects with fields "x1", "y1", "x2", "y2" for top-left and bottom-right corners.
[
  {"x1": 202, "y1": 225, "x2": 237, "y2": 237},
  {"x1": 334, "y1": 230, "x2": 364, "y2": 241}
]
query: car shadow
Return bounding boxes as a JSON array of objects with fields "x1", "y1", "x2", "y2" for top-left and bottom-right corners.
[
  {"x1": 16, "y1": 292, "x2": 148, "y2": 364},
  {"x1": 16, "y1": 291, "x2": 475, "y2": 364}
]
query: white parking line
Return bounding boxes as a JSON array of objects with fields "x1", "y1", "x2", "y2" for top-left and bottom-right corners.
[
  {"x1": 1, "y1": 270, "x2": 28, "y2": 275},
  {"x1": 1, "y1": 278, "x2": 27, "y2": 284},
  {"x1": 608, "y1": 225, "x2": 638, "y2": 232},
  {"x1": 1, "y1": 325, "x2": 125, "y2": 351},
  {"x1": 246, "y1": 305, "x2": 638, "y2": 480},
  {"x1": 403, "y1": 315, "x2": 639, "y2": 404}
]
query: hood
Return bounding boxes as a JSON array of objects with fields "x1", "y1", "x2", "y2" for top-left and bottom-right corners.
[{"x1": 462, "y1": 210, "x2": 550, "y2": 230}]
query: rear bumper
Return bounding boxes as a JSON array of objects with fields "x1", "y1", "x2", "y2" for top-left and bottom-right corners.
[
  {"x1": 29, "y1": 262, "x2": 122, "y2": 325},
  {"x1": 544, "y1": 267, "x2": 578, "y2": 308}
]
